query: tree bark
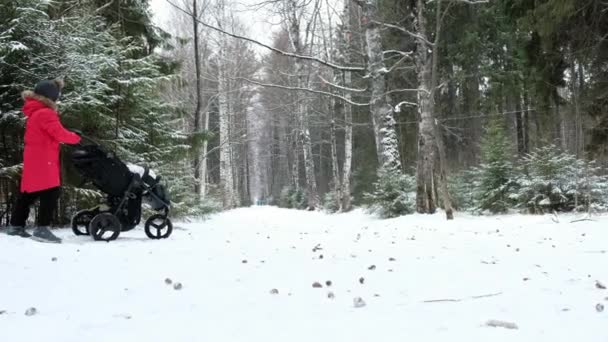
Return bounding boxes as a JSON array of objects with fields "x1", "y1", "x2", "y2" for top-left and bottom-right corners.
[
  {"x1": 414, "y1": 0, "x2": 453, "y2": 219},
  {"x1": 192, "y1": 0, "x2": 204, "y2": 200},
  {"x1": 357, "y1": 0, "x2": 402, "y2": 172},
  {"x1": 330, "y1": 113, "x2": 342, "y2": 211},
  {"x1": 341, "y1": 69, "x2": 354, "y2": 211},
  {"x1": 286, "y1": 0, "x2": 320, "y2": 209},
  {"x1": 201, "y1": 110, "x2": 209, "y2": 197},
  {"x1": 217, "y1": 11, "x2": 235, "y2": 209},
  {"x1": 340, "y1": 0, "x2": 353, "y2": 212}
]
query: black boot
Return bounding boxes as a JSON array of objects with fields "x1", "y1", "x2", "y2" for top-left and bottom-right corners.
[
  {"x1": 5, "y1": 225, "x2": 31, "y2": 238},
  {"x1": 32, "y1": 226, "x2": 61, "y2": 243}
]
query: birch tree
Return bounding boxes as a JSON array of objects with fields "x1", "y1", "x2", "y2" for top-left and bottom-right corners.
[
  {"x1": 354, "y1": 0, "x2": 402, "y2": 172},
  {"x1": 281, "y1": 0, "x2": 321, "y2": 209}
]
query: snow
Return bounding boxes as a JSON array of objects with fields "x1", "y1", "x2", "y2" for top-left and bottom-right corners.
[
  {"x1": 1, "y1": 207, "x2": 608, "y2": 341},
  {"x1": 127, "y1": 163, "x2": 157, "y2": 179}
]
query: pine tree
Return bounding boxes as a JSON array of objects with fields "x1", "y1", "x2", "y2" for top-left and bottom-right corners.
[
  {"x1": 364, "y1": 168, "x2": 416, "y2": 218},
  {"x1": 0, "y1": 0, "x2": 211, "y2": 222},
  {"x1": 473, "y1": 116, "x2": 515, "y2": 213},
  {"x1": 513, "y1": 146, "x2": 608, "y2": 213}
]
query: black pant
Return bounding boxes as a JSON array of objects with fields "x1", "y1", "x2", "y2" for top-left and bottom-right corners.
[{"x1": 10, "y1": 187, "x2": 61, "y2": 227}]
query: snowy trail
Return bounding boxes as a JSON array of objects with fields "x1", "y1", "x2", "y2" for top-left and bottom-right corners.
[{"x1": 1, "y1": 207, "x2": 607, "y2": 341}]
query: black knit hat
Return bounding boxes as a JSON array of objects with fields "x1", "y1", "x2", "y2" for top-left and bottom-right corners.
[{"x1": 34, "y1": 79, "x2": 64, "y2": 102}]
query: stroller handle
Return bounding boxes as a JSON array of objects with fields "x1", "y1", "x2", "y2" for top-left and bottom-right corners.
[{"x1": 74, "y1": 132, "x2": 102, "y2": 147}]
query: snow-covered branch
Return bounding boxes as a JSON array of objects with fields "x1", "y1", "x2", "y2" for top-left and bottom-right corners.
[
  {"x1": 317, "y1": 75, "x2": 367, "y2": 93},
  {"x1": 383, "y1": 50, "x2": 414, "y2": 56},
  {"x1": 394, "y1": 101, "x2": 418, "y2": 112},
  {"x1": 232, "y1": 77, "x2": 372, "y2": 107},
  {"x1": 165, "y1": 0, "x2": 365, "y2": 72},
  {"x1": 449, "y1": 0, "x2": 489, "y2": 4},
  {"x1": 372, "y1": 21, "x2": 435, "y2": 47}
]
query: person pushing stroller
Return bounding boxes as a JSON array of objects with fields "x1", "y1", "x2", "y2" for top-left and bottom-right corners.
[{"x1": 4, "y1": 78, "x2": 81, "y2": 243}]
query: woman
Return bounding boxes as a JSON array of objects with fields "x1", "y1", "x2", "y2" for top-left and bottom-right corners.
[{"x1": 5, "y1": 79, "x2": 81, "y2": 243}]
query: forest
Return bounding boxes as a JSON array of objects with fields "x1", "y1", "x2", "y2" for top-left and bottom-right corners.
[{"x1": 1, "y1": 0, "x2": 607, "y2": 224}]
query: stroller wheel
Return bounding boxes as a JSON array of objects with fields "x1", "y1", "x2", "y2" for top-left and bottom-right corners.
[
  {"x1": 89, "y1": 213, "x2": 121, "y2": 242},
  {"x1": 144, "y1": 215, "x2": 173, "y2": 239},
  {"x1": 71, "y1": 209, "x2": 95, "y2": 236}
]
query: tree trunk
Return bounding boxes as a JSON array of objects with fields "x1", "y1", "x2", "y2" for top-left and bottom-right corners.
[
  {"x1": 330, "y1": 109, "x2": 342, "y2": 211},
  {"x1": 192, "y1": 0, "x2": 204, "y2": 200},
  {"x1": 358, "y1": 0, "x2": 401, "y2": 171},
  {"x1": 515, "y1": 99, "x2": 524, "y2": 155},
  {"x1": 414, "y1": 0, "x2": 453, "y2": 219},
  {"x1": 555, "y1": 93, "x2": 567, "y2": 150},
  {"x1": 342, "y1": 69, "x2": 354, "y2": 211},
  {"x1": 217, "y1": 15, "x2": 235, "y2": 209},
  {"x1": 340, "y1": 1, "x2": 353, "y2": 212},
  {"x1": 200, "y1": 110, "x2": 209, "y2": 198},
  {"x1": 287, "y1": 1, "x2": 319, "y2": 208},
  {"x1": 291, "y1": 130, "x2": 300, "y2": 190}
]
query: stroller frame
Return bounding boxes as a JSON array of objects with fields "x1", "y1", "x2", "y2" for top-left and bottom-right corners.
[{"x1": 70, "y1": 137, "x2": 173, "y2": 241}]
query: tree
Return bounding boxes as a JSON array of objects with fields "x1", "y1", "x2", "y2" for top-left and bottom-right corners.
[{"x1": 474, "y1": 116, "x2": 515, "y2": 213}]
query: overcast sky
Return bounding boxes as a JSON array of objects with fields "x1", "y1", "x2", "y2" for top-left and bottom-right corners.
[{"x1": 149, "y1": 0, "x2": 277, "y2": 54}]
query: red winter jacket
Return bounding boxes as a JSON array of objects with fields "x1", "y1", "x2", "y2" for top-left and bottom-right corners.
[{"x1": 20, "y1": 91, "x2": 81, "y2": 193}]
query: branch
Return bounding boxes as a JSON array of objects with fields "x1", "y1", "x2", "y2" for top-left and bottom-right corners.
[
  {"x1": 95, "y1": 0, "x2": 115, "y2": 12},
  {"x1": 450, "y1": 0, "x2": 489, "y2": 4},
  {"x1": 317, "y1": 75, "x2": 367, "y2": 93},
  {"x1": 383, "y1": 50, "x2": 414, "y2": 56},
  {"x1": 372, "y1": 20, "x2": 434, "y2": 47},
  {"x1": 385, "y1": 53, "x2": 413, "y2": 74},
  {"x1": 165, "y1": 0, "x2": 365, "y2": 72},
  {"x1": 232, "y1": 77, "x2": 372, "y2": 107},
  {"x1": 352, "y1": 0, "x2": 366, "y2": 7},
  {"x1": 570, "y1": 218, "x2": 594, "y2": 223},
  {"x1": 394, "y1": 101, "x2": 418, "y2": 112},
  {"x1": 423, "y1": 292, "x2": 502, "y2": 303}
]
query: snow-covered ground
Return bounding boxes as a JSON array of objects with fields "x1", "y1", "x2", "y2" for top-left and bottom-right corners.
[{"x1": 1, "y1": 207, "x2": 607, "y2": 341}]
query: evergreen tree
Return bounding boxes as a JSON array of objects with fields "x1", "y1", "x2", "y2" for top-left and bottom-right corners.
[
  {"x1": 364, "y1": 168, "x2": 416, "y2": 218},
  {"x1": 512, "y1": 146, "x2": 608, "y2": 213},
  {"x1": 473, "y1": 116, "x2": 515, "y2": 213},
  {"x1": 0, "y1": 0, "x2": 211, "y2": 222}
]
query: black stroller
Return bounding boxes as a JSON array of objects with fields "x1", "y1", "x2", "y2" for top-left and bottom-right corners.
[{"x1": 70, "y1": 141, "x2": 173, "y2": 241}]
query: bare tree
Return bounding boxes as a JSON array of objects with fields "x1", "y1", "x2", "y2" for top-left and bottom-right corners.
[{"x1": 281, "y1": 0, "x2": 321, "y2": 209}]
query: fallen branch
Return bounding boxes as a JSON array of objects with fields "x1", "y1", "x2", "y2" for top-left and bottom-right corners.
[
  {"x1": 423, "y1": 292, "x2": 503, "y2": 303},
  {"x1": 423, "y1": 298, "x2": 461, "y2": 303},
  {"x1": 485, "y1": 319, "x2": 518, "y2": 330},
  {"x1": 570, "y1": 218, "x2": 594, "y2": 223},
  {"x1": 471, "y1": 292, "x2": 503, "y2": 299}
]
